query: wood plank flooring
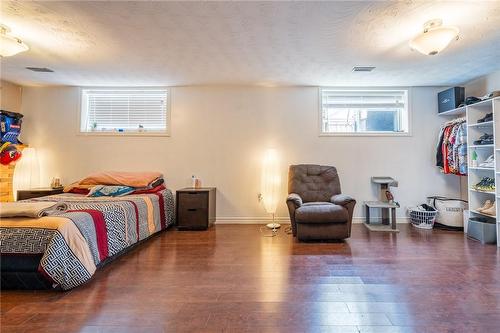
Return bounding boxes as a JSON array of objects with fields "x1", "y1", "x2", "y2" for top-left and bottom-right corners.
[{"x1": 1, "y1": 224, "x2": 499, "y2": 332}]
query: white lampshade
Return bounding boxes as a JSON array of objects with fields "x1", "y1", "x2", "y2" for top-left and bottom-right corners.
[
  {"x1": 13, "y1": 148, "x2": 40, "y2": 199},
  {"x1": 261, "y1": 149, "x2": 281, "y2": 214},
  {"x1": 409, "y1": 19, "x2": 459, "y2": 56},
  {"x1": 0, "y1": 25, "x2": 29, "y2": 57}
]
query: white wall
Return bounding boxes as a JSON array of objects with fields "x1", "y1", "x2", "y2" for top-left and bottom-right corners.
[
  {"x1": 0, "y1": 80, "x2": 23, "y2": 113},
  {"x1": 20, "y1": 85, "x2": 460, "y2": 222},
  {"x1": 464, "y1": 70, "x2": 500, "y2": 97}
]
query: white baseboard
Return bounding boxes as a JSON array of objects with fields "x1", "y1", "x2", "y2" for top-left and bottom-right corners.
[
  {"x1": 215, "y1": 216, "x2": 410, "y2": 224},
  {"x1": 215, "y1": 217, "x2": 291, "y2": 225},
  {"x1": 355, "y1": 217, "x2": 410, "y2": 224}
]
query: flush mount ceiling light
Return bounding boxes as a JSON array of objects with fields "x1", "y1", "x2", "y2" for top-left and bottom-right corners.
[
  {"x1": 409, "y1": 19, "x2": 459, "y2": 56},
  {"x1": 0, "y1": 24, "x2": 29, "y2": 57},
  {"x1": 26, "y1": 67, "x2": 54, "y2": 72},
  {"x1": 352, "y1": 66, "x2": 375, "y2": 72}
]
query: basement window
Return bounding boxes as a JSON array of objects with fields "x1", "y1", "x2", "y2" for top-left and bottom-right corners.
[
  {"x1": 320, "y1": 89, "x2": 410, "y2": 136},
  {"x1": 80, "y1": 88, "x2": 170, "y2": 135}
]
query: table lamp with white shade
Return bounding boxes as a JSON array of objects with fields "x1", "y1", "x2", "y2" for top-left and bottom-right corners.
[{"x1": 13, "y1": 147, "x2": 40, "y2": 200}]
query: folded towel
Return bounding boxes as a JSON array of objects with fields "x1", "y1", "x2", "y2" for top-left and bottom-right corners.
[{"x1": 0, "y1": 202, "x2": 68, "y2": 218}]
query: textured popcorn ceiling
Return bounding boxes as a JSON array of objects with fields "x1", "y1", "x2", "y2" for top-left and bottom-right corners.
[{"x1": 1, "y1": 1, "x2": 500, "y2": 87}]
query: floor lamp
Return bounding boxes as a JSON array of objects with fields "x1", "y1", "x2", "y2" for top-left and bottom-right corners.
[
  {"x1": 13, "y1": 147, "x2": 40, "y2": 201},
  {"x1": 261, "y1": 148, "x2": 281, "y2": 231}
]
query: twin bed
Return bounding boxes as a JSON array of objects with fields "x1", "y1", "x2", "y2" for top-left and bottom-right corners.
[{"x1": 0, "y1": 172, "x2": 175, "y2": 290}]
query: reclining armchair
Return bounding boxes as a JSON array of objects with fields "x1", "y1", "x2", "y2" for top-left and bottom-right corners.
[{"x1": 286, "y1": 164, "x2": 356, "y2": 241}]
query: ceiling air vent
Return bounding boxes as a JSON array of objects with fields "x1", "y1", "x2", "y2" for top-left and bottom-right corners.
[
  {"x1": 352, "y1": 66, "x2": 375, "y2": 72},
  {"x1": 26, "y1": 67, "x2": 54, "y2": 72}
]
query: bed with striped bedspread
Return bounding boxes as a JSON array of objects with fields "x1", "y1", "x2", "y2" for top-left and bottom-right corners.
[{"x1": 0, "y1": 189, "x2": 174, "y2": 290}]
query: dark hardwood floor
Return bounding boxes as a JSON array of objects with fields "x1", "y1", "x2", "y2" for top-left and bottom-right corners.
[{"x1": 1, "y1": 224, "x2": 499, "y2": 333}]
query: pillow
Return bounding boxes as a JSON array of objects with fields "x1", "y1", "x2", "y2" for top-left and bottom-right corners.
[
  {"x1": 79, "y1": 171, "x2": 163, "y2": 188},
  {"x1": 87, "y1": 185, "x2": 135, "y2": 197}
]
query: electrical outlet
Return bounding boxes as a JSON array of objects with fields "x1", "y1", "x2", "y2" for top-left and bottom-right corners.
[{"x1": 258, "y1": 193, "x2": 263, "y2": 201}]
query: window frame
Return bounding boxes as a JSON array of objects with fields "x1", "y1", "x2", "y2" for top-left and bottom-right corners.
[
  {"x1": 318, "y1": 87, "x2": 412, "y2": 137},
  {"x1": 78, "y1": 87, "x2": 171, "y2": 137}
]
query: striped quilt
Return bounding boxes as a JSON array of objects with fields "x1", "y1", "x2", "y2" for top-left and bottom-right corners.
[{"x1": 0, "y1": 189, "x2": 174, "y2": 290}]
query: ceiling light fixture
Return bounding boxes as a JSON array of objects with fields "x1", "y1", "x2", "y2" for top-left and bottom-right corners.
[
  {"x1": 26, "y1": 67, "x2": 54, "y2": 73},
  {"x1": 0, "y1": 24, "x2": 29, "y2": 57},
  {"x1": 352, "y1": 66, "x2": 375, "y2": 72},
  {"x1": 409, "y1": 19, "x2": 459, "y2": 56}
]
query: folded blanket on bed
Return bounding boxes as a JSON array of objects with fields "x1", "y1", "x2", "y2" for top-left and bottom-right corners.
[
  {"x1": 0, "y1": 201, "x2": 68, "y2": 218},
  {"x1": 64, "y1": 172, "x2": 165, "y2": 196},
  {"x1": 63, "y1": 183, "x2": 94, "y2": 194},
  {"x1": 132, "y1": 184, "x2": 166, "y2": 194},
  {"x1": 79, "y1": 171, "x2": 163, "y2": 187}
]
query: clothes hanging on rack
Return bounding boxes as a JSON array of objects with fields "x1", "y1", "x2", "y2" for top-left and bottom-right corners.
[{"x1": 436, "y1": 117, "x2": 467, "y2": 175}]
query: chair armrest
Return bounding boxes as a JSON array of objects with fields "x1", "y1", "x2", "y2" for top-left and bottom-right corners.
[
  {"x1": 330, "y1": 194, "x2": 355, "y2": 206},
  {"x1": 286, "y1": 193, "x2": 302, "y2": 237},
  {"x1": 331, "y1": 194, "x2": 356, "y2": 234},
  {"x1": 286, "y1": 193, "x2": 303, "y2": 207}
]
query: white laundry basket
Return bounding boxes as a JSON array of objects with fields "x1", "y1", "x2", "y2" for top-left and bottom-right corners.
[{"x1": 407, "y1": 207, "x2": 438, "y2": 229}]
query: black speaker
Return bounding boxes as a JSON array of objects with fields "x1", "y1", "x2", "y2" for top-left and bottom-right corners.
[{"x1": 438, "y1": 87, "x2": 465, "y2": 113}]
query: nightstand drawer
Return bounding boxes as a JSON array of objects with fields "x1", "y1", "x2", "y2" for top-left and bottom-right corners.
[
  {"x1": 178, "y1": 192, "x2": 208, "y2": 210},
  {"x1": 177, "y1": 207, "x2": 208, "y2": 229}
]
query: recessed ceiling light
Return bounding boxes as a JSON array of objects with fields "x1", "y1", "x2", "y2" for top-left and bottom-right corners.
[
  {"x1": 0, "y1": 24, "x2": 29, "y2": 57},
  {"x1": 26, "y1": 67, "x2": 54, "y2": 72},
  {"x1": 409, "y1": 19, "x2": 459, "y2": 56},
  {"x1": 352, "y1": 66, "x2": 375, "y2": 72}
]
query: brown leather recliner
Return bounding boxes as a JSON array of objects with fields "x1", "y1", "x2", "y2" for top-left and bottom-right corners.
[{"x1": 286, "y1": 164, "x2": 356, "y2": 241}]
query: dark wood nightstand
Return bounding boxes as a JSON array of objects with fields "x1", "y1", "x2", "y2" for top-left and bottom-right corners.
[
  {"x1": 17, "y1": 187, "x2": 64, "y2": 201},
  {"x1": 176, "y1": 187, "x2": 216, "y2": 230}
]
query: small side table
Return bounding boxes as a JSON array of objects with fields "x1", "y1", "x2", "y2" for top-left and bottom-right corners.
[
  {"x1": 17, "y1": 187, "x2": 64, "y2": 201},
  {"x1": 176, "y1": 187, "x2": 216, "y2": 230}
]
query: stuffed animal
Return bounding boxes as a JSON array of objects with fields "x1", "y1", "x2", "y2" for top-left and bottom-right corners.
[{"x1": 0, "y1": 142, "x2": 22, "y2": 165}]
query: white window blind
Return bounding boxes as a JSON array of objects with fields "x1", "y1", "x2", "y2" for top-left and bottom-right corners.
[
  {"x1": 80, "y1": 88, "x2": 169, "y2": 134},
  {"x1": 320, "y1": 89, "x2": 409, "y2": 135}
]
